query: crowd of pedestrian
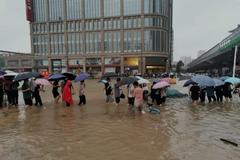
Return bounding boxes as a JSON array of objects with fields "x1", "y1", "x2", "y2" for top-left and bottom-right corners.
[{"x1": 189, "y1": 82, "x2": 235, "y2": 105}]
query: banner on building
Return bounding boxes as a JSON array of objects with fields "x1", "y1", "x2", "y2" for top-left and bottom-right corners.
[{"x1": 25, "y1": 0, "x2": 33, "y2": 22}]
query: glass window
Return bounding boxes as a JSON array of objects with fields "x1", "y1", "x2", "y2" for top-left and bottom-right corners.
[
  {"x1": 144, "y1": 0, "x2": 169, "y2": 16},
  {"x1": 123, "y1": 0, "x2": 141, "y2": 16},
  {"x1": 66, "y1": 0, "x2": 82, "y2": 20},
  {"x1": 33, "y1": 0, "x2": 47, "y2": 22},
  {"x1": 49, "y1": 0, "x2": 64, "y2": 21},
  {"x1": 104, "y1": 0, "x2": 120, "y2": 17},
  {"x1": 85, "y1": 0, "x2": 101, "y2": 19}
]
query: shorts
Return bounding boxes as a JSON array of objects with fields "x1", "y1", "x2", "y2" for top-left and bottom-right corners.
[
  {"x1": 53, "y1": 91, "x2": 60, "y2": 98},
  {"x1": 115, "y1": 97, "x2": 120, "y2": 104},
  {"x1": 106, "y1": 95, "x2": 114, "y2": 103},
  {"x1": 24, "y1": 98, "x2": 33, "y2": 106},
  {"x1": 128, "y1": 97, "x2": 134, "y2": 106},
  {"x1": 134, "y1": 100, "x2": 143, "y2": 108}
]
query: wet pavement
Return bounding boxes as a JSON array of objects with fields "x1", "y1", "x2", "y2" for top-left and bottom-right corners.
[{"x1": 0, "y1": 80, "x2": 240, "y2": 160}]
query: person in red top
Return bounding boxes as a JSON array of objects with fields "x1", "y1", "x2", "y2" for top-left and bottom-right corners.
[
  {"x1": 62, "y1": 80, "x2": 74, "y2": 106},
  {"x1": 133, "y1": 81, "x2": 145, "y2": 113}
]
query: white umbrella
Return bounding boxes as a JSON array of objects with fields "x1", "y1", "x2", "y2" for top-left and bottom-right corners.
[
  {"x1": 138, "y1": 79, "x2": 150, "y2": 84},
  {"x1": 135, "y1": 76, "x2": 150, "y2": 84}
]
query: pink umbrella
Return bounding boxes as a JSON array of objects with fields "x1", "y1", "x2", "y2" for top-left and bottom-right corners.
[
  {"x1": 161, "y1": 78, "x2": 171, "y2": 83},
  {"x1": 35, "y1": 78, "x2": 52, "y2": 86},
  {"x1": 153, "y1": 81, "x2": 170, "y2": 89}
]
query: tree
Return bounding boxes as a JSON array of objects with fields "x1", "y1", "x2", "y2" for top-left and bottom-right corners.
[
  {"x1": 176, "y1": 60, "x2": 184, "y2": 75},
  {"x1": 0, "y1": 57, "x2": 5, "y2": 68}
]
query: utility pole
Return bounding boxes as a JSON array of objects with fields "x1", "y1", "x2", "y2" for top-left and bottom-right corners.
[{"x1": 233, "y1": 45, "x2": 238, "y2": 77}]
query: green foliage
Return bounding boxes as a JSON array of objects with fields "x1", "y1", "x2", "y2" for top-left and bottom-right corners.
[{"x1": 176, "y1": 60, "x2": 184, "y2": 74}]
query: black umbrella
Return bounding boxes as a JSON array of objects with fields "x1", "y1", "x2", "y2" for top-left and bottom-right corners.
[
  {"x1": 62, "y1": 72, "x2": 76, "y2": 80},
  {"x1": 48, "y1": 74, "x2": 66, "y2": 81},
  {"x1": 14, "y1": 72, "x2": 40, "y2": 81},
  {"x1": 119, "y1": 77, "x2": 138, "y2": 86},
  {"x1": 183, "y1": 79, "x2": 196, "y2": 87}
]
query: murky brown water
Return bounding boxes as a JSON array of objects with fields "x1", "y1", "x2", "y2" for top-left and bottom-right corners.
[{"x1": 0, "y1": 80, "x2": 240, "y2": 160}]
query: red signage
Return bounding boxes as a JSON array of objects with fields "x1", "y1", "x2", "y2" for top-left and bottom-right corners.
[{"x1": 25, "y1": 0, "x2": 33, "y2": 22}]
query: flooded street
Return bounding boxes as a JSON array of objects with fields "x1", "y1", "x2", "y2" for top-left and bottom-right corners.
[{"x1": 0, "y1": 80, "x2": 240, "y2": 160}]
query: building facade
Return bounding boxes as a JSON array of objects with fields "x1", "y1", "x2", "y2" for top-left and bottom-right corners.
[
  {"x1": 0, "y1": 50, "x2": 34, "y2": 72},
  {"x1": 27, "y1": 0, "x2": 173, "y2": 75}
]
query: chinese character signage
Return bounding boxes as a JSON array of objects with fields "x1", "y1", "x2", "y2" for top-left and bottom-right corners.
[{"x1": 25, "y1": 0, "x2": 33, "y2": 22}]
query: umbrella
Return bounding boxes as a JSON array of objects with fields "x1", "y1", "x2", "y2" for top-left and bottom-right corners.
[
  {"x1": 48, "y1": 74, "x2": 66, "y2": 81},
  {"x1": 14, "y1": 72, "x2": 40, "y2": 81},
  {"x1": 134, "y1": 76, "x2": 150, "y2": 84},
  {"x1": 224, "y1": 77, "x2": 240, "y2": 85},
  {"x1": 152, "y1": 79, "x2": 161, "y2": 83},
  {"x1": 213, "y1": 78, "x2": 224, "y2": 86},
  {"x1": 161, "y1": 77, "x2": 172, "y2": 83},
  {"x1": 183, "y1": 79, "x2": 196, "y2": 87},
  {"x1": 35, "y1": 78, "x2": 52, "y2": 86},
  {"x1": 62, "y1": 72, "x2": 76, "y2": 80},
  {"x1": 138, "y1": 79, "x2": 150, "y2": 84},
  {"x1": 75, "y1": 73, "x2": 90, "y2": 82},
  {"x1": 119, "y1": 77, "x2": 138, "y2": 86},
  {"x1": 0, "y1": 70, "x2": 7, "y2": 76},
  {"x1": 220, "y1": 76, "x2": 230, "y2": 81},
  {"x1": 4, "y1": 72, "x2": 18, "y2": 81},
  {"x1": 153, "y1": 81, "x2": 170, "y2": 89},
  {"x1": 191, "y1": 75, "x2": 215, "y2": 87},
  {"x1": 4, "y1": 72, "x2": 18, "y2": 77},
  {"x1": 98, "y1": 79, "x2": 108, "y2": 84}
]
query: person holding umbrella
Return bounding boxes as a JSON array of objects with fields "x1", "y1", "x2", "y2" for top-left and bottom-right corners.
[
  {"x1": 11, "y1": 82, "x2": 19, "y2": 106},
  {"x1": 52, "y1": 81, "x2": 61, "y2": 103},
  {"x1": 114, "y1": 78, "x2": 121, "y2": 106},
  {"x1": 62, "y1": 80, "x2": 74, "y2": 107},
  {"x1": 189, "y1": 83, "x2": 200, "y2": 106},
  {"x1": 34, "y1": 84, "x2": 43, "y2": 106},
  {"x1": 206, "y1": 86, "x2": 216, "y2": 103},
  {"x1": 223, "y1": 83, "x2": 233, "y2": 102},
  {"x1": 105, "y1": 77, "x2": 113, "y2": 103},
  {"x1": 22, "y1": 79, "x2": 33, "y2": 107},
  {"x1": 215, "y1": 85, "x2": 224, "y2": 102},
  {"x1": 133, "y1": 81, "x2": 144, "y2": 113},
  {"x1": 78, "y1": 80, "x2": 86, "y2": 105}
]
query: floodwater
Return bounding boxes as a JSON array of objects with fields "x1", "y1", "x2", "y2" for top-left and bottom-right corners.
[{"x1": 0, "y1": 80, "x2": 240, "y2": 160}]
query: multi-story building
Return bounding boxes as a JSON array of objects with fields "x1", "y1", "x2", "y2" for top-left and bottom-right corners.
[
  {"x1": 26, "y1": 0, "x2": 173, "y2": 75},
  {"x1": 0, "y1": 50, "x2": 35, "y2": 72},
  {"x1": 180, "y1": 56, "x2": 192, "y2": 66}
]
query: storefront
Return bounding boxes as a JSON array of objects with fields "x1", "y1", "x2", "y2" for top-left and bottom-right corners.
[
  {"x1": 104, "y1": 57, "x2": 121, "y2": 73},
  {"x1": 145, "y1": 57, "x2": 166, "y2": 74},
  {"x1": 124, "y1": 57, "x2": 139, "y2": 75}
]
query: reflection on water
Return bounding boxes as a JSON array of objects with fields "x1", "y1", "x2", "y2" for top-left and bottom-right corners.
[{"x1": 0, "y1": 80, "x2": 240, "y2": 160}]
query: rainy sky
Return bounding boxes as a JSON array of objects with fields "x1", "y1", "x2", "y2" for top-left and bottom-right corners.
[{"x1": 0, "y1": 0, "x2": 239, "y2": 61}]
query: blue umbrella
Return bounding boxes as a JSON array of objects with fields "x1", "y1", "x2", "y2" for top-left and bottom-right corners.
[
  {"x1": 48, "y1": 74, "x2": 66, "y2": 81},
  {"x1": 0, "y1": 70, "x2": 6, "y2": 76},
  {"x1": 183, "y1": 79, "x2": 195, "y2": 87},
  {"x1": 213, "y1": 78, "x2": 224, "y2": 86},
  {"x1": 220, "y1": 76, "x2": 230, "y2": 81},
  {"x1": 224, "y1": 77, "x2": 240, "y2": 85},
  {"x1": 75, "y1": 73, "x2": 90, "y2": 82},
  {"x1": 191, "y1": 75, "x2": 215, "y2": 87},
  {"x1": 14, "y1": 72, "x2": 40, "y2": 81}
]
